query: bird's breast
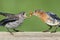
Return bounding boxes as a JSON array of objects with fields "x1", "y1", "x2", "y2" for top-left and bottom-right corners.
[{"x1": 5, "y1": 19, "x2": 23, "y2": 28}]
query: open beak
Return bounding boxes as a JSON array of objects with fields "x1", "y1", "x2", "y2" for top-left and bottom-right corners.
[
  {"x1": 30, "y1": 12, "x2": 33, "y2": 17},
  {"x1": 24, "y1": 14, "x2": 28, "y2": 18},
  {"x1": 24, "y1": 12, "x2": 34, "y2": 19}
]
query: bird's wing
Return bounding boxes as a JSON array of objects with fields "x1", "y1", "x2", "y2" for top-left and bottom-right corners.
[
  {"x1": 46, "y1": 12, "x2": 60, "y2": 20},
  {"x1": 0, "y1": 18, "x2": 18, "y2": 25},
  {"x1": 0, "y1": 12, "x2": 15, "y2": 17},
  {"x1": 46, "y1": 12, "x2": 56, "y2": 17}
]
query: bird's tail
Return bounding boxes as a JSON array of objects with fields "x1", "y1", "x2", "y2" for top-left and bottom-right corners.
[
  {"x1": 0, "y1": 21, "x2": 4, "y2": 26},
  {"x1": 0, "y1": 23, "x2": 3, "y2": 26},
  {"x1": 0, "y1": 12, "x2": 6, "y2": 16}
]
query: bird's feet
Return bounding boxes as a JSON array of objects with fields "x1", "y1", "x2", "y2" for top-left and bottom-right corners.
[
  {"x1": 13, "y1": 29, "x2": 24, "y2": 32},
  {"x1": 43, "y1": 30, "x2": 49, "y2": 32},
  {"x1": 51, "y1": 31, "x2": 56, "y2": 33},
  {"x1": 14, "y1": 30, "x2": 24, "y2": 32},
  {"x1": 15, "y1": 30, "x2": 19, "y2": 32}
]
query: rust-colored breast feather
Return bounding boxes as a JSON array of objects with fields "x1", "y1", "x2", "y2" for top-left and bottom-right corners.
[{"x1": 40, "y1": 13, "x2": 49, "y2": 22}]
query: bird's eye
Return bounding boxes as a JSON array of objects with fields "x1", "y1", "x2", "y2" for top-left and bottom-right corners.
[{"x1": 23, "y1": 12, "x2": 25, "y2": 15}]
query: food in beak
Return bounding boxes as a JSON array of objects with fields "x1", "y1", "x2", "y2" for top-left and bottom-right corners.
[{"x1": 30, "y1": 12, "x2": 33, "y2": 17}]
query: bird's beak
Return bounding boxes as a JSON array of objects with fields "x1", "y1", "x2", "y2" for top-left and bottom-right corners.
[
  {"x1": 24, "y1": 12, "x2": 34, "y2": 19},
  {"x1": 30, "y1": 12, "x2": 33, "y2": 17},
  {"x1": 30, "y1": 12, "x2": 38, "y2": 16},
  {"x1": 24, "y1": 14, "x2": 28, "y2": 18}
]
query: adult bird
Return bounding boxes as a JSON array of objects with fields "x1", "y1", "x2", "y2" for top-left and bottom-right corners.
[
  {"x1": 30, "y1": 9, "x2": 60, "y2": 33},
  {"x1": 0, "y1": 11, "x2": 27, "y2": 35}
]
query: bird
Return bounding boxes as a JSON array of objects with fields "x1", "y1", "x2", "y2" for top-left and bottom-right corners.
[
  {"x1": 0, "y1": 11, "x2": 27, "y2": 35},
  {"x1": 30, "y1": 9, "x2": 60, "y2": 33}
]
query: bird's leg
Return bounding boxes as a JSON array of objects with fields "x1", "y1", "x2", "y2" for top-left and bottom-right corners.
[
  {"x1": 6, "y1": 28, "x2": 14, "y2": 35},
  {"x1": 51, "y1": 26, "x2": 58, "y2": 33},
  {"x1": 13, "y1": 29, "x2": 24, "y2": 32},
  {"x1": 43, "y1": 25, "x2": 52, "y2": 32},
  {"x1": 13, "y1": 29, "x2": 19, "y2": 32}
]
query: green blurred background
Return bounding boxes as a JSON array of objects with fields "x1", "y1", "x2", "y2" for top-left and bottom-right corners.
[{"x1": 0, "y1": 0, "x2": 60, "y2": 32}]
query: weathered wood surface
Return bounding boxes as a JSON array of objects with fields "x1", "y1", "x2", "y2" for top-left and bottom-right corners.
[{"x1": 0, "y1": 32, "x2": 60, "y2": 40}]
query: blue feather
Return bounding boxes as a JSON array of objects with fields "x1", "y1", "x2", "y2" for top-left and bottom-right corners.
[{"x1": 46, "y1": 12, "x2": 60, "y2": 20}]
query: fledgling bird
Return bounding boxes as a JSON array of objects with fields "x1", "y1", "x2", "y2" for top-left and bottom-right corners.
[
  {"x1": 0, "y1": 11, "x2": 27, "y2": 35},
  {"x1": 30, "y1": 9, "x2": 60, "y2": 33}
]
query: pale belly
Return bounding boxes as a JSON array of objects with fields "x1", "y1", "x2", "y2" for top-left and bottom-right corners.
[
  {"x1": 46, "y1": 19, "x2": 60, "y2": 26},
  {"x1": 5, "y1": 20, "x2": 23, "y2": 28}
]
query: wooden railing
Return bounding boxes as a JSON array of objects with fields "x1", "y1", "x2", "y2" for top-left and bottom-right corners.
[{"x1": 0, "y1": 32, "x2": 60, "y2": 40}]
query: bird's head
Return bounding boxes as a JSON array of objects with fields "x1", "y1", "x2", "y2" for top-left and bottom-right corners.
[
  {"x1": 30, "y1": 9, "x2": 45, "y2": 17},
  {"x1": 18, "y1": 11, "x2": 27, "y2": 19}
]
